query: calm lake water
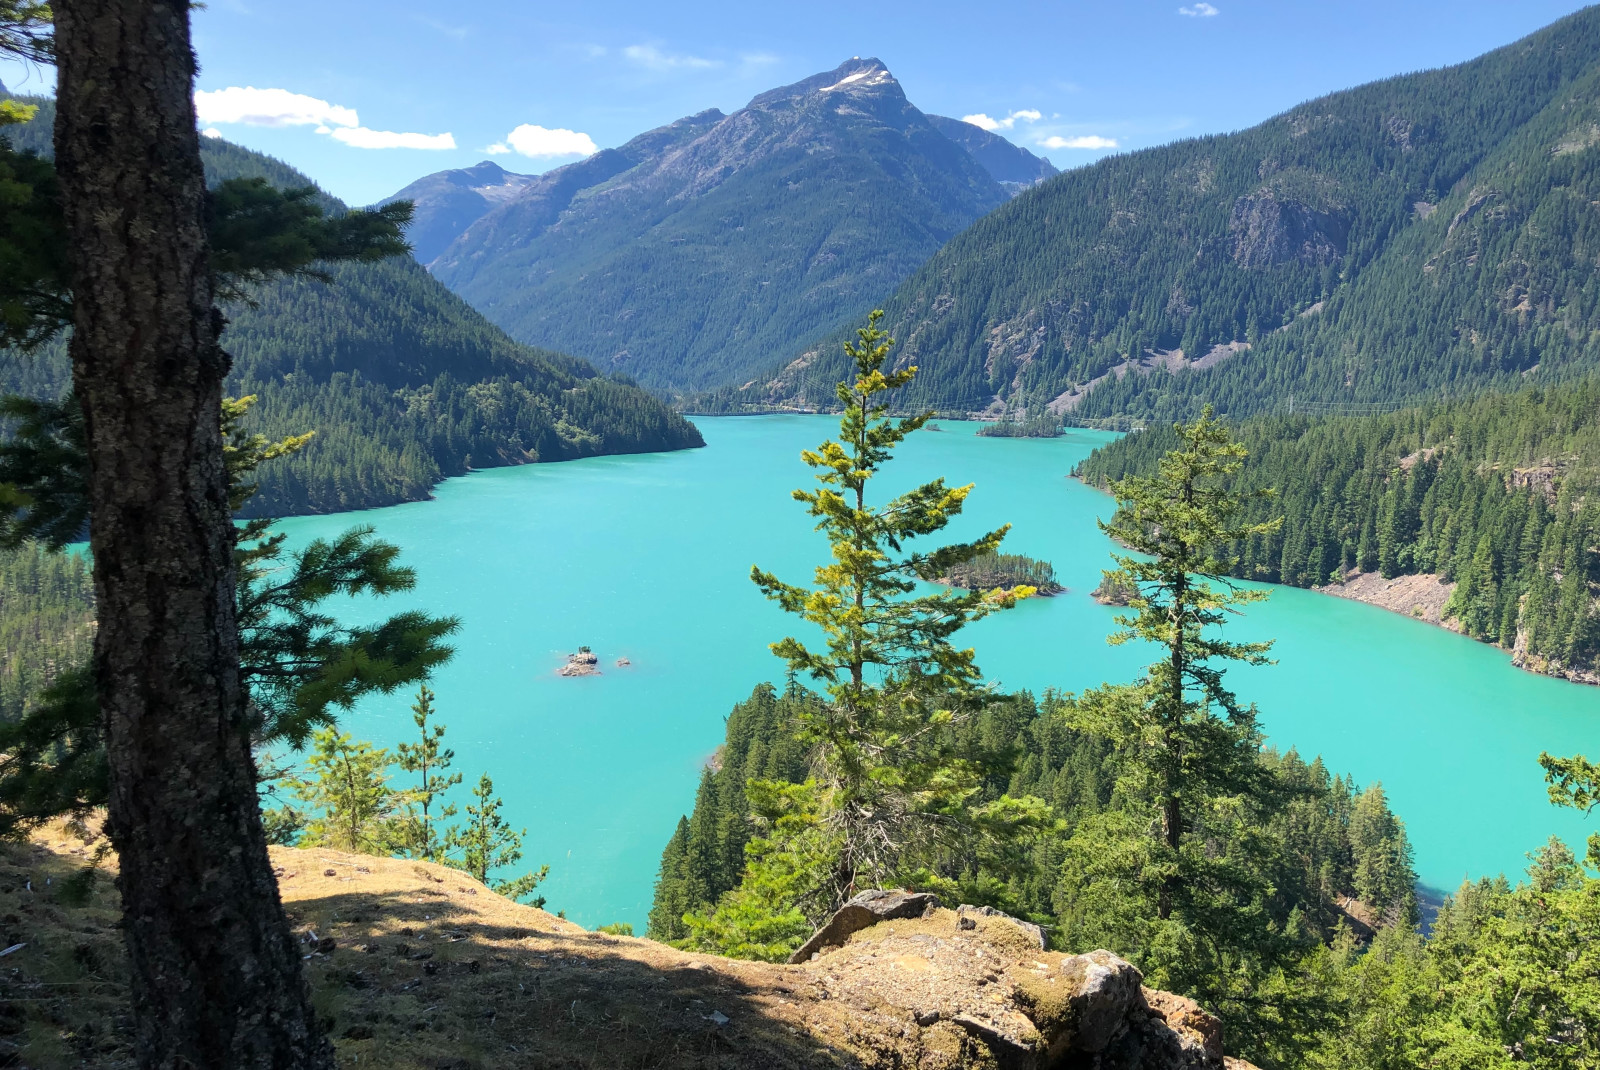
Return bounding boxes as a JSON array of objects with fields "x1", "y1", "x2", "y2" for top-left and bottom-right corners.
[{"x1": 275, "y1": 416, "x2": 1600, "y2": 930}]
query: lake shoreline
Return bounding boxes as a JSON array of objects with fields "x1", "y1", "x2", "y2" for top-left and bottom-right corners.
[{"x1": 1314, "y1": 571, "x2": 1600, "y2": 688}]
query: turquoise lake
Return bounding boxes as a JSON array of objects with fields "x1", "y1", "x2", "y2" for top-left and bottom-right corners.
[{"x1": 276, "y1": 416, "x2": 1600, "y2": 930}]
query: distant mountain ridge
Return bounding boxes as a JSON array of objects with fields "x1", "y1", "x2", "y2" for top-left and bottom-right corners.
[
  {"x1": 414, "y1": 59, "x2": 1019, "y2": 393},
  {"x1": 924, "y1": 115, "x2": 1058, "y2": 193},
  {"x1": 0, "y1": 95, "x2": 703, "y2": 515},
  {"x1": 703, "y1": 8, "x2": 1600, "y2": 424},
  {"x1": 381, "y1": 160, "x2": 540, "y2": 264}
]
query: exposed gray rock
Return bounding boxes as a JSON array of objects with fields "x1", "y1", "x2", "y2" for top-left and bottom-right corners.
[
  {"x1": 787, "y1": 889, "x2": 940, "y2": 963},
  {"x1": 1229, "y1": 190, "x2": 1347, "y2": 268},
  {"x1": 1059, "y1": 949, "x2": 1143, "y2": 1051}
]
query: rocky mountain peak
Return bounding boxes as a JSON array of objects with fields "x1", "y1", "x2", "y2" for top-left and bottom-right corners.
[{"x1": 747, "y1": 57, "x2": 901, "y2": 109}]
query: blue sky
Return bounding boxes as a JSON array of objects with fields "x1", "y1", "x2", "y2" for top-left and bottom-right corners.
[{"x1": 1, "y1": 0, "x2": 1592, "y2": 205}]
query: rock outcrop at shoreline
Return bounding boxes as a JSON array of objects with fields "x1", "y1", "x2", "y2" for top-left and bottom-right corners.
[
  {"x1": 1315, "y1": 570, "x2": 1600, "y2": 687},
  {"x1": 4, "y1": 825, "x2": 1259, "y2": 1069},
  {"x1": 1315, "y1": 570, "x2": 1458, "y2": 628}
]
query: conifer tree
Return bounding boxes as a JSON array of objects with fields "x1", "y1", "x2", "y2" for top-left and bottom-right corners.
[
  {"x1": 742, "y1": 309, "x2": 1046, "y2": 915},
  {"x1": 448, "y1": 773, "x2": 549, "y2": 906},
  {"x1": 395, "y1": 684, "x2": 461, "y2": 862},
  {"x1": 1087, "y1": 405, "x2": 1282, "y2": 920},
  {"x1": 292, "y1": 728, "x2": 401, "y2": 854},
  {"x1": 1539, "y1": 749, "x2": 1600, "y2": 866}
]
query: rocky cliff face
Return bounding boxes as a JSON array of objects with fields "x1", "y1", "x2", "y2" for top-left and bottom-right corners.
[
  {"x1": 4, "y1": 825, "x2": 1257, "y2": 1069},
  {"x1": 422, "y1": 58, "x2": 1009, "y2": 392},
  {"x1": 1228, "y1": 190, "x2": 1347, "y2": 269}
]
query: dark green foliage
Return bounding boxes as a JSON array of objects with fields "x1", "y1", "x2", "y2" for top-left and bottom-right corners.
[
  {"x1": 0, "y1": 400, "x2": 457, "y2": 838},
  {"x1": 647, "y1": 683, "x2": 813, "y2": 941},
  {"x1": 0, "y1": 394, "x2": 85, "y2": 546},
  {"x1": 1315, "y1": 840, "x2": 1600, "y2": 1070},
  {"x1": 974, "y1": 412, "x2": 1065, "y2": 438},
  {"x1": 206, "y1": 178, "x2": 412, "y2": 303},
  {"x1": 939, "y1": 550, "x2": 1062, "y2": 594},
  {"x1": 237, "y1": 525, "x2": 458, "y2": 748},
  {"x1": 705, "y1": 9, "x2": 1600, "y2": 424},
  {"x1": 0, "y1": 127, "x2": 67, "y2": 349},
  {"x1": 648, "y1": 682, "x2": 1420, "y2": 1065},
  {"x1": 0, "y1": 95, "x2": 703, "y2": 516},
  {"x1": 1077, "y1": 378, "x2": 1600, "y2": 678},
  {"x1": 0, "y1": 540, "x2": 89, "y2": 720}
]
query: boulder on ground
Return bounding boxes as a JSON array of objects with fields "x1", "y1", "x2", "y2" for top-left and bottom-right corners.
[{"x1": 788, "y1": 888, "x2": 941, "y2": 963}]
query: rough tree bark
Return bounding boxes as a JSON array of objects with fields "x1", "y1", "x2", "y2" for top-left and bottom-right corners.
[{"x1": 51, "y1": 1, "x2": 333, "y2": 1065}]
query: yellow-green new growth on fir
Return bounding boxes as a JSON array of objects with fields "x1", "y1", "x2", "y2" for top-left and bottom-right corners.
[{"x1": 739, "y1": 309, "x2": 1048, "y2": 923}]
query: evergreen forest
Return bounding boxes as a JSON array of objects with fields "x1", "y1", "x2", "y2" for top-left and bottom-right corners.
[
  {"x1": 698, "y1": 7, "x2": 1600, "y2": 430},
  {"x1": 647, "y1": 342, "x2": 1600, "y2": 1067},
  {"x1": 1078, "y1": 375, "x2": 1600, "y2": 681},
  {"x1": 0, "y1": 95, "x2": 703, "y2": 517}
]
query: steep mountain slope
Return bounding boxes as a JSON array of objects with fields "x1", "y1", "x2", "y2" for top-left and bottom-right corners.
[
  {"x1": 925, "y1": 114, "x2": 1058, "y2": 193},
  {"x1": 428, "y1": 59, "x2": 1009, "y2": 392},
  {"x1": 708, "y1": 8, "x2": 1600, "y2": 421},
  {"x1": 0, "y1": 97, "x2": 703, "y2": 516},
  {"x1": 380, "y1": 160, "x2": 538, "y2": 263}
]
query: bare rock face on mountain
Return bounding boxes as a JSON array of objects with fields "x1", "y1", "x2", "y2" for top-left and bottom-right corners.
[
  {"x1": 1228, "y1": 190, "x2": 1348, "y2": 269},
  {"x1": 382, "y1": 160, "x2": 540, "y2": 264},
  {"x1": 423, "y1": 58, "x2": 1009, "y2": 392}
]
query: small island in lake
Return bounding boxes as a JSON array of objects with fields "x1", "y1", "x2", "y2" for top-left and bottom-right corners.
[
  {"x1": 975, "y1": 413, "x2": 1065, "y2": 438},
  {"x1": 559, "y1": 646, "x2": 602, "y2": 677},
  {"x1": 1091, "y1": 573, "x2": 1137, "y2": 606},
  {"x1": 940, "y1": 551, "x2": 1064, "y2": 596}
]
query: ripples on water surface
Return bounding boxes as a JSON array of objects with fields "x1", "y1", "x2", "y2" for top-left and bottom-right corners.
[{"x1": 275, "y1": 416, "x2": 1600, "y2": 929}]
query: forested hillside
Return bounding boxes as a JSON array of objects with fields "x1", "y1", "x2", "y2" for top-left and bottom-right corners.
[
  {"x1": 1078, "y1": 378, "x2": 1600, "y2": 680},
  {"x1": 0, "y1": 97, "x2": 703, "y2": 516},
  {"x1": 429, "y1": 58, "x2": 1008, "y2": 393},
  {"x1": 704, "y1": 7, "x2": 1600, "y2": 421}
]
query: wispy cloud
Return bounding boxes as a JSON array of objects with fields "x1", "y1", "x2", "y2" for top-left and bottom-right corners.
[
  {"x1": 330, "y1": 127, "x2": 455, "y2": 150},
  {"x1": 623, "y1": 44, "x2": 719, "y2": 71},
  {"x1": 1039, "y1": 135, "x2": 1119, "y2": 149},
  {"x1": 960, "y1": 109, "x2": 1043, "y2": 132},
  {"x1": 488, "y1": 124, "x2": 599, "y2": 159},
  {"x1": 201, "y1": 127, "x2": 223, "y2": 139},
  {"x1": 194, "y1": 86, "x2": 454, "y2": 149},
  {"x1": 1178, "y1": 2, "x2": 1219, "y2": 15},
  {"x1": 195, "y1": 86, "x2": 356, "y2": 128},
  {"x1": 414, "y1": 15, "x2": 471, "y2": 41}
]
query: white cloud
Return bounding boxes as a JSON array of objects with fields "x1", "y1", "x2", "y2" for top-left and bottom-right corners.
[
  {"x1": 485, "y1": 142, "x2": 511, "y2": 155},
  {"x1": 623, "y1": 44, "x2": 719, "y2": 71},
  {"x1": 329, "y1": 127, "x2": 456, "y2": 150},
  {"x1": 1178, "y1": 2, "x2": 1219, "y2": 15},
  {"x1": 194, "y1": 86, "x2": 357, "y2": 129},
  {"x1": 195, "y1": 85, "x2": 455, "y2": 150},
  {"x1": 961, "y1": 109, "x2": 1043, "y2": 132},
  {"x1": 488, "y1": 124, "x2": 599, "y2": 159},
  {"x1": 201, "y1": 127, "x2": 223, "y2": 139},
  {"x1": 1040, "y1": 135, "x2": 1119, "y2": 149}
]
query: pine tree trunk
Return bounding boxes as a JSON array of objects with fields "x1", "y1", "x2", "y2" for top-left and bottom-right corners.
[{"x1": 52, "y1": 1, "x2": 332, "y2": 1065}]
